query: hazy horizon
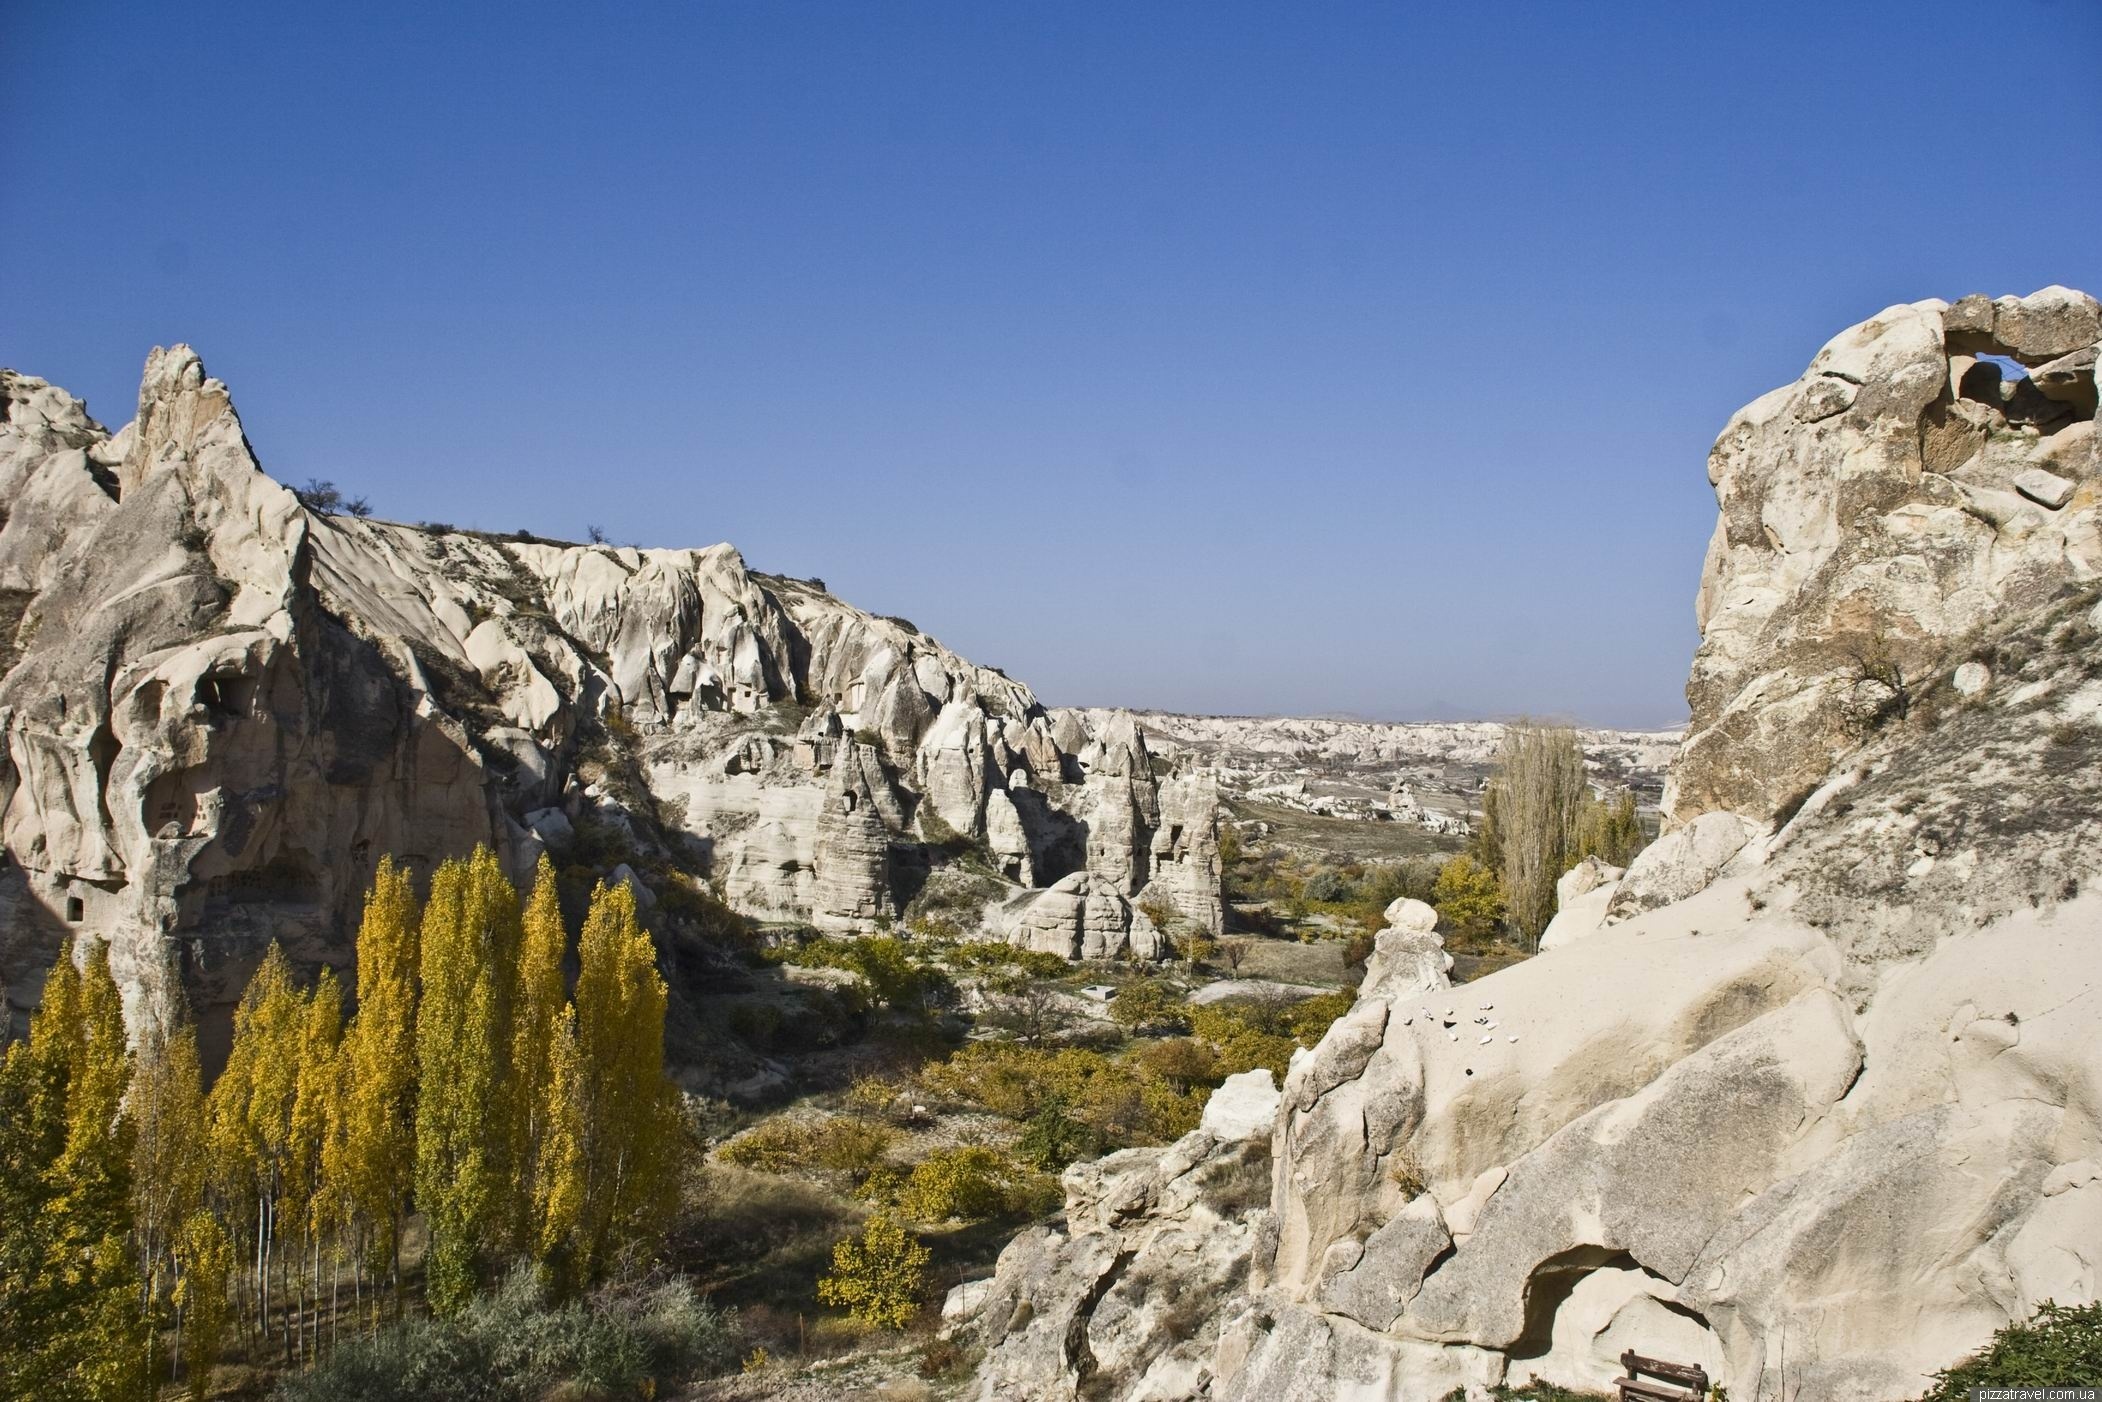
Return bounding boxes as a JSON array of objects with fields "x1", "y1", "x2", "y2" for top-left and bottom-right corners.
[{"x1": 8, "y1": 1, "x2": 2100, "y2": 730}]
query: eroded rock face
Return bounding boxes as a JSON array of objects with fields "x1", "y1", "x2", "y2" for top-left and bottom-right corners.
[
  {"x1": 1669, "y1": 287, "x2": 2100, "y2": 830},
  {"x1": 965, "y1": 1072, "x2": 1281, "y2": 1402},
  {"x1": 968, "y1": 292, "x2": 2102, "y2": 1402},
  {"x1": 0, "y1": 349, "x2": 1222, "y2": 1044}
]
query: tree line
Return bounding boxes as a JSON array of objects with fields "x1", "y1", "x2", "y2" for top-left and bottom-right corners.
[{"x1": 0, "y1": 848, "x2": 684, "y2": 1401}]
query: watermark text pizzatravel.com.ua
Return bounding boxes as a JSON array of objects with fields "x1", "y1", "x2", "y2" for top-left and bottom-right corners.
[{"x1": 1971, "y1": 1390, "x2": 2100, "y2": 1400}]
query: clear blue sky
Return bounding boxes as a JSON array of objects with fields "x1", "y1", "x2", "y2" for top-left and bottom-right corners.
[{"x1": 7, "y1": 2, "x2": 2099, "y2": 728}]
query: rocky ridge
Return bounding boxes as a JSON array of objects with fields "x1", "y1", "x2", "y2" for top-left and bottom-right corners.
[
  {"x1": 1069, "y1": 708, "x2": 1679, "y2": 836},
  {"x1": 964, "y1": 289, "x2": 2102, "y2": 1400},
  {"x1": 0, "y1": 348, "x2": 1221, "y2": 1046}
]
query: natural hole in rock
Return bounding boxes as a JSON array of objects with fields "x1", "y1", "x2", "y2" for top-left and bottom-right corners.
[
  {"x1": 1508, "y1": 1249, "x2": 1723, "y2": 1385},
  {"x1": 89, "y1": 723, "x2": 121, "y2": 835},
  {"x1": 196, "y1": 670, "x2": 254, "y2": 720}
]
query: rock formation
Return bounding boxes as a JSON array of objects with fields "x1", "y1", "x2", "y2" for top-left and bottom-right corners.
[
  {"x1": 959, "y1": 1069, "x2": 1283, "y2": 1402},
  {"x1": 0, "y1": 348, "x2": 1222, "y2": 1048},
  {"x1": 1669, "y1": 285, "x2": 2102, "y2": 827},
  {"x1": 971, "y1": 290, "x2": 2102, "y2": 1400}
]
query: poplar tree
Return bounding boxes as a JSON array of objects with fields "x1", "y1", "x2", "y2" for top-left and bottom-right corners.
[
  {"x1": 205, "y1": 942, "x2": 305, "y2": 1354},
  {"x1": 1482, "y1": 724, "x2": 1589, "y2": 946},
  {"x1": 537, "y1": 880, "x2": 681, "y2": 1287},
  {"x1": 338, "y1": 856, "x2": 420, "y2": 1313},
  {"x1": 415, "y1": 846, "x2": 523, "y2": 1311},
  {"x1": 131, "y1": 1010, "x2": 207, "y2": 1383},
  {"x1": 284, "y1": 968, "x2": 343, "y2": 1363},
  {"x1": 1573, "y1": 787, "x2": 1647, "y2": 868},
  {"x1": 512, "y1": 854, "x2": 568, "y2": 1243},
  {"x1": 532, "y1": 1005, "x2": 587, "y2": 1288},
  {"x1": 171, "y1": 1209, "x2": 231, "y2": 1402},
  {"x1": 0, "y1": 939, "x2": 147, "y2": 1401}
]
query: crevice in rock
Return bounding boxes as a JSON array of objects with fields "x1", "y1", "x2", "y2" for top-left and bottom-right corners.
[{"x1": 1068, "y1": 1247, "x2": 1135, "y2": 1400}]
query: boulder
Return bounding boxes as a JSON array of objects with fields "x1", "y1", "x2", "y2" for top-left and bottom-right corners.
[
  {"x1": 969, "y1": 1124, "x2": 1276, "y2": 1402},
  {"x1": 2015, "y1": 467, "x2": 2077, "y2": 509},
  {"x1": 1603, "y1": 811, "x2": 1748, "y2": 920},
  {"x1": 1201, "y1": 1069, "x2": 1282, "y2": 1141},
  {"x1": 1555, "y1": 856, "x2": 1623, "y2": 909}
]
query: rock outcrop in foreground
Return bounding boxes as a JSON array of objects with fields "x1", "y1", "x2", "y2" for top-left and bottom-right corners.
[
  {"x1": 0, "y1": 348, "x2": 1220, "y2": 1045},
  {"x1": 965, "y1": 290, "x2": 2102, "y2": 1400}
]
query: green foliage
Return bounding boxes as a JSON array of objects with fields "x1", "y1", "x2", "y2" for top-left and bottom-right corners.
[
  {"x1": 417, "y1": 848, "x2": 526, "y2": 1311},
  {"x1": 273, "y1": 1268, "x2": 740, "y2": 1402},
  {"x1": 1110, "y1": 978, "x2": 1188, "y2": 1033},
  {"x1": 776, "y1": 935, "x2": 956, "y2": 1016},
  {"x1": 1136, "y1": 896, "x2": 1179, "y2": 936},
  {"x1": 1303, "y1": 871, "x2": 1353, "y2": 903},
  {"x1": 1132, "y1": 1036, "x2": 1223, "y2": 1091},
  {"x1": 172, "y1": 1210, "x2": 232, "y2": 1402},
  {"x1": 816, "y1": 1210, "x2": 930, "y2": 1331},
  {"x1": 341, "y1": 856, "x2": 421, "y2": 1291},
  {"x1": 1915, "y1": 1299, "x2": 2102, "y2": 1400},
  {"x1": 653, "y1": 876, "x2": 753, "y2": 948},
  {"x1": 1571, "y1": 788, "x2": 1647, "y2": 868},
  {"x1": 1188, "y1": 991, "x2": 1353, "y2": 1078},
  {"x1": 1015, "y1": 1098, "x2": 1097, "y2": 1170},
  {"x1": 946, "y1": 940, "x2": 1072, "y2": 981},
  {"x1": 1431, "y1": 854, "x2": 1505, "y2": 946},
  {"x1": 920, "y1": 1042, "x2": 1206, "y2": 1148},
  {"x1": 540, "y1": 879, "x2": 685, "y2": 1291},
  {"x1": 1184, "y1": 1003, "x2": 1292, "y2": 1079}
]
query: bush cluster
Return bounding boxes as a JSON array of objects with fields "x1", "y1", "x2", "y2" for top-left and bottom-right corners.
[
  {"x1": 1188, "y1": 991, "x2": 1355, "y2": 1078},
  {"x1": 714, "y1": 1116, "x2": 895, "y2": 1183},
  {"x1": 275, "y1": 1269, "x2": 740, "y2": 1402},
  {"x1": 1916, "y1": 1299, "x2": 2102, "y2": 1400},
  {"x1": 769, "y1": 935, "x2": 956, "y2": 1016},
  {"x1": 865, "y1": 1145, "x2": 1059, "y2": 1223}
]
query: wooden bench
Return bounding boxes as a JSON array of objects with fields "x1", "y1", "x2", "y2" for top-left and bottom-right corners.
[{"x1": 1613, "y1": 1350, "x2": 1710, "y2": 1402}]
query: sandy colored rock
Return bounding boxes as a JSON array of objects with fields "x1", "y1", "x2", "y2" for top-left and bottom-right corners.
[{"x1": 0, "y1": 349, "x2": 1225, "y2": 1044}]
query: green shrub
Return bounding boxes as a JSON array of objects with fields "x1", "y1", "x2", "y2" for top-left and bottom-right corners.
[
  {"x1": 726, "y1": 1001, "x2": 784, "y2": 1049},
  {"x1": 274, "y1": 1269, "x2": 740, "y2": 1402},
  {"x1": 947, "y1": 941, "x2": 1070, "y2": 980},
  {"x1": 1133, "y1": 1036, "x2": 1222, "y2": 1091},
  {"x1": 1303, "y1": 871, "x2": 1354, "y2": 903},
  {"x1": 1188, "y1": 1003, "x2": 1296, "y2": 1078},
  {"x1": 655, "y1": 878, "x2": 752, "y2": 947},
  {"x1": 1188, "y1": 993, "x2": 1352, "y2": 1079},
  {"x1": 920, "y1": 1041, "x2": 1204, "y2": 1148},
  {"x1": 1110, "y1": 978, "x2": 1188, "y2": 1033},
  {"x1": 1016, "y1": 1098, "x2": 1096, "y2": 1170},
  {"x1": 1916, "y1": 1300, "x2": 2102, "y2": 1400},
  {"x1": 774, "y1": 935, "x2": 955, "y2": 1015}
]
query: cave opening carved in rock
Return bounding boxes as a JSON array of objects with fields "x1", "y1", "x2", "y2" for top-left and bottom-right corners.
[{"x1": 1506, "y1": 1247, "x2": 1722, "y2": 1395}]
